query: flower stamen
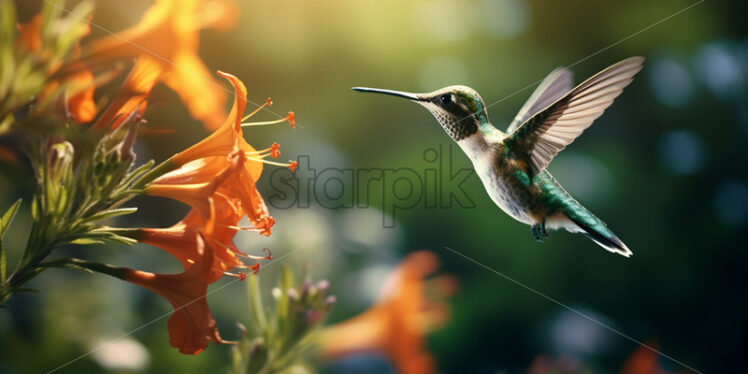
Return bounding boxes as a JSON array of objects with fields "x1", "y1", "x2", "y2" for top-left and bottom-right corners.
[
  {"x1": 244, "y1": 142, "x2": 280, "y2": 159},
  {"x1": 245, "y1": 157, "x2": 298, "y2": 172},
  {"x1": 209, "y1": 238, "x2": 273, "y2": 261},
  {"x1": 241, "y1": 111, "x2": 295, "y2": 129},
  {"x1": 241, "y1": 97, "x2": 272, "y2": 122}
]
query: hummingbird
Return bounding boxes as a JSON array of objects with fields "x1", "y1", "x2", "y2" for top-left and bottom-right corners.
[{"x1": 353, "y1": 57, "x2": 644, "y2": 257}]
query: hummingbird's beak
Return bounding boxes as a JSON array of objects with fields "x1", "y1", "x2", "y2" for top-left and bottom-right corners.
[{"x1": 352, "y1": 87, "x2": 425, "y2": 101}]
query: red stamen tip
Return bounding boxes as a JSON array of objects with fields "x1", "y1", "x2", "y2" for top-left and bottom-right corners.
[
  {"x1": 271, "y1": 142, "x2": 281, "y2": 158},
  {"x1": 248, "y1": 263, "x2": 261, "y2": 274},
  {"x1": 263, "y1": 247, "x2": 273, "y2": 260},
  {"x1": 238, "y1": 272, "x2": 247, "y2": 281},
  {"x1": 286, "y1": 111, "x2": 295, "y2": 129},
  {"x1": 265, "y1": 97, "x2": 273, "y2": 107},
  {"x1": 289, "y1": 160, "x2": 298, "y2": 172}
]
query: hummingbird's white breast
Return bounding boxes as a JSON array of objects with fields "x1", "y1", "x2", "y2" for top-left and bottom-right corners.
[{"x1": 456, "y1": 132, "x2": 535, "y2": 225}]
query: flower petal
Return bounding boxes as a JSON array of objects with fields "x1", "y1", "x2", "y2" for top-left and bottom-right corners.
[
  {"x1": 93, "y1": 55, "x2": 162, "y2": 129},
  {"x1": 120, "y1": 240, "x2": 223, "y2": 354},
  {"x1": 66, "y1": 69, "x2": 97, "y2": 123},
  {"x1": 161, "y1": 52, "x2": 226, "y2": 130}
]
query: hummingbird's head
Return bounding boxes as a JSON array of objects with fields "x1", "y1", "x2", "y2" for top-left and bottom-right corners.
[{"x1": 353, "y1": 85, "x2": 489, "y2": 141}]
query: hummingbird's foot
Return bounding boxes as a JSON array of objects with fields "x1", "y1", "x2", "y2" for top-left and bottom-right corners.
[{"x1": 531, "y1": 222, "x2": 547, "y2": 242}]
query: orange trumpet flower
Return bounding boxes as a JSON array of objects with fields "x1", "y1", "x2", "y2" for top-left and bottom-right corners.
[
  {"x1": 151, "y1": 71, "x2": 294, "y2": 236},
  {"x1": 320, "y1": 251, "x2": 458, "y2": 374},
  {"x1": 79, "y1": 0, "x2": 239, "y2": 129},
  {"x1": 135, "y1": 191, "x2": 270, "y2": 283},
  {"x1": 114, "y1": 236, "x2": 225, "y2": 354},
  {"x1": 170, "y1": 71, "x2": 295, "y2": 172}
]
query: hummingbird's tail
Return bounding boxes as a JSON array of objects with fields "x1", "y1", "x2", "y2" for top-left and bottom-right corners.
[{"x1": 561, "y1": 206, "x2": 632, "y2": 257}]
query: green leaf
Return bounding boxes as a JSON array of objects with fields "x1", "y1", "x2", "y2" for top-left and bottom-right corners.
[
  {"x1": 277, "y1": 266, "x2": 294, "y2": 338},
  {"x1": 0, "y1": 236, "x2": 5, "y2": 282},
  {"x1": 30, "y1": 195, "x2": 38, "y2": 220},
  {"x1": 0, "y1": 114, "x2": 12, "y2": 135},
  {"x1": 0, "y1": 0, "x2": 15, "y2": 46},
  {"x1": 104, "y1": 234, "x2": 137, "y2": 246},
  {"x1": 66, "y1": 230, "x2": 137, "y2": 246},
  {"x1": 68, "y1": 238, "x2": 105, "y2": 245},
  {"x1": 13, "y1": 288, "x2": 40, "y2": 293},
  {"x1": 40, "y1": 257, "x2": 125, "y2": 279},
  {"x1": 83, "y1": 207, "x2": 137, "y2": 223},
  {"x1": 278, "y1": 364, "x2": 316, "y2": 374},
  {"x1": 0, "y1": 198, "x2": 19, "y2": 282},
  {"x1": 122, "y1": 160, "x2": 155, "y2": 186},
  {"x1": 0, "y1": 0, "x2": 16, "y2": 101},
  {"x1": 248, "y1": 274, "x2": 268, "y2": 330},
  {"x1": 0, "y1": 198, "x2": 21, "y2": 235}
]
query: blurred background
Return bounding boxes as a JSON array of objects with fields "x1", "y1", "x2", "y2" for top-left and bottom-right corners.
[{"x1": 1, "y1": 0, "x2": 747, "y2": 372}]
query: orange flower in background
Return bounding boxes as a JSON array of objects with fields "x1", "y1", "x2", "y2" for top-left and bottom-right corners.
[
  {"x1": 66, "y1": 69, "x2": 97, "y2": 123},
  {"x1": 620, "y1": 343, "x2": 670, "y2": 374},
  {"x1": 526, "y1": 355, "x2": 586, "y2": 374},
  {"x1": 320, "y1": 251, "x2": 458, "y2": 374},
  {"x1": 14, "y1": 14, "x2": 43, "y2": 53},
  {"x1": 118, "y1": 236, "x2": 225, "y2": 354},
  {"x1": 92, "y1": 55, "x2": 160, "y2": 129},
  {"x1": 0, "y1": 146, "x2": 18, "y2": 164},
  {"x1": 14, "y1": 13, "x2": 97, "y2": 123},
  {"x1": 79, "y1": 0, "x2": 239, "y2": 129}
]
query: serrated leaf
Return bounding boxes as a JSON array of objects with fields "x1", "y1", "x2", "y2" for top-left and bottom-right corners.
[{"x1": 1, "y1": 198, "x2": 21, "y2": 235}]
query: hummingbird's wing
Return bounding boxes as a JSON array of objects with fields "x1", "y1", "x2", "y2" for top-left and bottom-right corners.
[
  {"x1": 506, "y1": 57, "x2": 644, "y2": 176},
  {"x1": 506, "y1": 67, "x2": 573, "y2": 134}
]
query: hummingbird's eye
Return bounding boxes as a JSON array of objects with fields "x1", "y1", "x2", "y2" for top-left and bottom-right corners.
[{"x1": 440, "y1": 94, "x2": 452, "y2": 105}]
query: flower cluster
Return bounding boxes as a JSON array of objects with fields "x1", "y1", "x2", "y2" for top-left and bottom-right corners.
[
  {"x1": 111, "y1": 71, "x2": 296, "y2": 354},
  {"x1": 0, "y1": 0, "x2": 296, "y2": 355}
]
